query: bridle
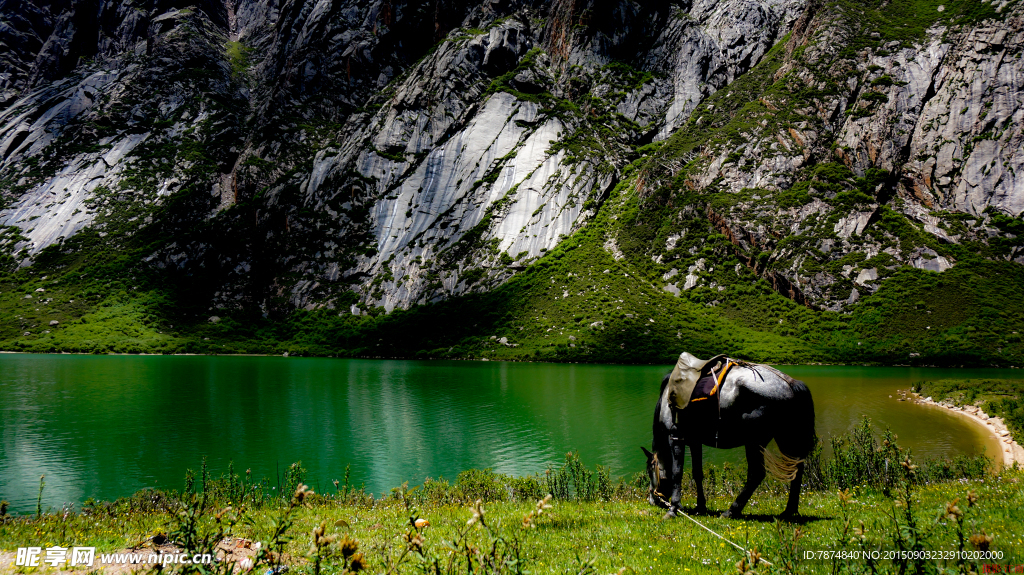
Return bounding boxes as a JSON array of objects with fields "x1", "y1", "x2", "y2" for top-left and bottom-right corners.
[{"x1": 647, "y1": 451, "x2": 672, "y2": 508}]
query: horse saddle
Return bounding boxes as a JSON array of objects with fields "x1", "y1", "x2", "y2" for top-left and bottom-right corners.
[{"x1": 666, "y1": 352, "x2": 730, "y2": 411}]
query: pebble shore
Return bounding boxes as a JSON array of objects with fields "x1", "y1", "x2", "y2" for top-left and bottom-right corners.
[{"x1": 896, "y1": 389, "x2": 1024, "y2": 468}]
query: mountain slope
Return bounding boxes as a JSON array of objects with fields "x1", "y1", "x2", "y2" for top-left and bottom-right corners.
[{"x1": 0, "y1": 0, "x2": 1022, "y2": 365}]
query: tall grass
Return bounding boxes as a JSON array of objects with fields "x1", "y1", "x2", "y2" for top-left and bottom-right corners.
[
  {"x1": 803, "y1": 417, "x2": 990, "y2": 494},
  {"x1": 0, "y1": 423, "x2": 1009, "y2": 573}
]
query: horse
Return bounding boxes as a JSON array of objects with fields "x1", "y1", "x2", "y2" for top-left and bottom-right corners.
[{"x1": 642, "y1": 355, "x2": 815, "y2": 519}]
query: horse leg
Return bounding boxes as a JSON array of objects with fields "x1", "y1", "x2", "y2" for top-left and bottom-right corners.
[
  {"x1": 666, "y1": 436, "x2": 686, "y2": 518},
  {"x1": 690, "y1": 442, "x2": 708, "y2": 513},
  {"x1": 722, "y1": 443, "x2": 766, "y2": 519},
  {"x1": 781, "y1": 460, "x2": 805, "y2": 519}
]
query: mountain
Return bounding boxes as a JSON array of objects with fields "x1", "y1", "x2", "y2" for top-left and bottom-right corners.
[{"x1": 1, "y1": 0, "x2": 1022, "y2": 365}]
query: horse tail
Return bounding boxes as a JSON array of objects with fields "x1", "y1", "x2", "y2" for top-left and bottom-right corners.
[
  {"x1": 762, "y1": 448, "x2": 804, "y2": 482},
  {"x1": 767, "y1": 378, "x2": 816, "y2": 482}
]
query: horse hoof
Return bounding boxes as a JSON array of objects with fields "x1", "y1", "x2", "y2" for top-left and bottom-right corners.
[
  {"x1": 779, "y1": 511, "x2": 798, "y2": 521},
  {"x1": 721, "y1": 509, "x2": 740, "y2": 519},
  {"x1": 663, "y1": 510, "x2": 677, "y2": 520},
  {"x1": 694, "y1": 506, "x2": 708, "y2": 515}
]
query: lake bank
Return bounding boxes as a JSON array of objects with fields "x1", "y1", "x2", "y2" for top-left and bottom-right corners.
[
  {"x1": 901, "y1": 391, "x2": 1024, "y2": 468},
  {"x1": 913, "y1": 395, "x2": 1024, "y2": 467},
  {"x1": 3, "y1": 349, "x2": 1022, "y2": 370},
  {"x1": 907, "y1": 378, "x2": 1024, "y2": 469}
]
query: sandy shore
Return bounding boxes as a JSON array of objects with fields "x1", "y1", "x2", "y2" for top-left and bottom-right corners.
[{"x1": 899, "y1": 390, "x2": 1024, "y2": 468}]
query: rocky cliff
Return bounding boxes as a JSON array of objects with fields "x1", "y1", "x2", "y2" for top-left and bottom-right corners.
[{"x1": 1, "y1": 0, "x2": 1022, "y2": 364}]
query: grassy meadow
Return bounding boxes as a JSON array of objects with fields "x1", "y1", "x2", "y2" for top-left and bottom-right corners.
[{"x1": 1, "y1": 421, "x2": 1021, "y2": 574}]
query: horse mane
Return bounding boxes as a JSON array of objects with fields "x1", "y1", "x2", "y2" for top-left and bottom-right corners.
[
  {"x1": 732, "y1": 359, "x2": 799, "y2": 387},
  {"x1": 652, "y1": 373, "x2": 673, "y2": 454}
]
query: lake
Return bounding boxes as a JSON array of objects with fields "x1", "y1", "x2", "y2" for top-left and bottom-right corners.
[{"x1": 0, "y1": 354, "x2": 1011, "y2": 512}]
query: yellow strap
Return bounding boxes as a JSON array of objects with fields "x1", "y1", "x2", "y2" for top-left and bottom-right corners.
[{"x1": 710, "y1": 361, "x2": 734, "y2": 396}]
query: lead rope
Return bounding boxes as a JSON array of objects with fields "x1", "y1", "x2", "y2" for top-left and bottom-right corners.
[{"x1": 676, "y1": 509, "x2": 774, "y2": 567}]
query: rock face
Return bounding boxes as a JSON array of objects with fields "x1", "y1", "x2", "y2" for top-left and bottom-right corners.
[
  {"x1": 0, "y1": 5, "x2": 245, "y2": 263},
  {"x1": 835, "y1": 23, "x2": 1024, "y2": 218},
  {"x1": 0, "y1": 0, "x2": 1021, "y2": 324},
  {"x1": 637, "y1": 0, "x2": 1024, "y2": 311},
  {"x1": 1, "y1": 0, "x2": 801, "y2": 313}
]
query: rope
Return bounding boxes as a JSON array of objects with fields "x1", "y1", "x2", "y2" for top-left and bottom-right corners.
[
  {"x1": 650, "y1": 489, "x2": 774, "y2": 566},
  {"x1": 676, "y1": 509, "x2": 774, "y2": 567}
]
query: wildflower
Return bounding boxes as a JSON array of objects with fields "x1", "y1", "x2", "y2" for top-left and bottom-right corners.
[
  {"x1": 293, "y1": 484, "x2": 311, "y2": 504},
  {"x1": 852, "y1": 520, "x2": 868, "y2": 540},
  {"x1": 403, "y1": 531, "x2": 425, "y2": 552},
  {"x1": 944, "y1": 499, "x2": 963, "y2": 520},
  {"x1": 339, "y1": 536, "x2": 358, "y2": 558},
  {"x1": 967, "y1": 491, "x2": 978, "y2": 507},
  {"x1": 467, "y1": 500, "x2": 484, "y2": 527},
  {"x1": 537, "y1": 494, "x2": 553, "y2": 513},
  {"x1": 969, "y1": 532, "x2": 993, "y2": 551},
  {"x1": 735, "y1": 550, "x2": 762, "y2": 574},
  {"x1": 522, "y1": 494, "x2": 554, "y2": 529}
]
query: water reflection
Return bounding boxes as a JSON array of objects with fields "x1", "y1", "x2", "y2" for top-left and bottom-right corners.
[{"x1": 0, "y1": 355, "x2": 1012, "y2": 512}]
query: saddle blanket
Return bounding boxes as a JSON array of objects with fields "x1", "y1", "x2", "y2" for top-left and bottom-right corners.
[{"x1": 689, "y1": 372, "x2": 720, "y2": 404}]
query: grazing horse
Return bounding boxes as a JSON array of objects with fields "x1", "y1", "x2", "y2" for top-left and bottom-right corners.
[{"x1": 642, "y1": 354, "x2": 815, "y2": 519}]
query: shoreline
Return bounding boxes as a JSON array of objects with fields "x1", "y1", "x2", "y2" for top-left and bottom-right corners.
[
  {"x1": 901, "y1": 390, "x2": 1024, "y2": 468},
  {"x1": 1, "y1": 350, "x2": 1022, "y2": 369}
]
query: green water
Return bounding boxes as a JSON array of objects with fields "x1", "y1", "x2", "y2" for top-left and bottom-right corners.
[{"x1": 0, "y1": 354, "x2": 1011, "y2": 512}]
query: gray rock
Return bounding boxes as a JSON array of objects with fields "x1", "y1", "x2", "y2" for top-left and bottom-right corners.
[
  {"x1": 911, "y1": 248, "x2": 954, "y2": 272},
  {"x1": 847, "y1": 288, "x2": 859, "y2": 304},
  {"x1": 855, "y1": 268, "x2": 878, "y2": 286}
]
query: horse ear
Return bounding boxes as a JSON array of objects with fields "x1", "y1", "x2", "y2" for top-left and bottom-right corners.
[{"x1": 640, "y1": 446, "x2": 653, "y2": 460}]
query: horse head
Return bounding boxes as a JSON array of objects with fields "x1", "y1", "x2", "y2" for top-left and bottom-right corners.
[{"x1": 641, "y1": 446, "x2": 671, "y2": 509}]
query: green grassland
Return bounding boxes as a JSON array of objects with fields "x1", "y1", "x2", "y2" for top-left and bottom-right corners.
[
  {"x1": 1, "y1": 423, "x2": 1021, "y2": 574},
  {"x1": 4, "y1": 483, "x2": 1022, "y2": 574}
]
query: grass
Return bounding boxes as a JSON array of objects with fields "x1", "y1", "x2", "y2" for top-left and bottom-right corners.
[
  {"x1": 0, "y1": 424, "x2": 1020, "y2": 573},
  {"x1": 224, "y1": 41, "x2": 253, "y2": 79},
  {"x1": 5, "y1": 487, "x2": 1022, "y2": 573}
]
